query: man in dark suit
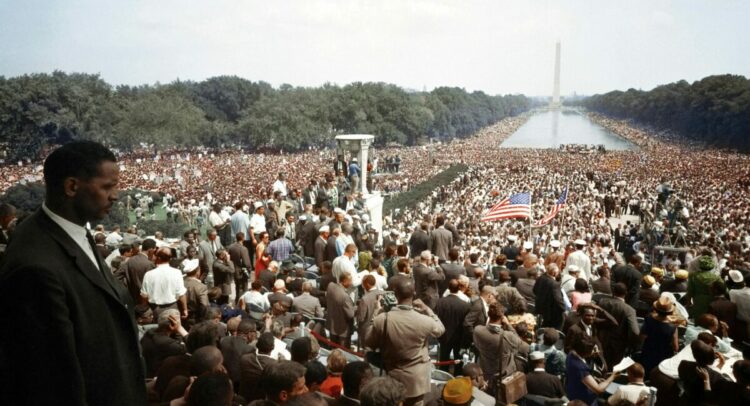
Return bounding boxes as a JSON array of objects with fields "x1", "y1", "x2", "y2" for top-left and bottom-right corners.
[
  {"x1": 219, "y1": 319, "x2": 256, "y2": 389},
  {"x1": 611, "y1": 254, "x2": 643, "y2": 308},
  {"x1": 591, "y1": 265, "x2": 613, "y2": 295},
  {"x1": 413, "y1": 250, "x2": 445, "y2": 309},
  {"x1": 525, "y1": 351, "x2": 565, "y2": 399},
  {"x1": 597, "y1": 283, "x2": 640, "y2": 370},
  {"x1": 0, "y1": 141, "x2": 147, "y2": 405},
  {"x1": 300, "y1": 215, "x2": 318, "y2": 257},
  {"x1": 408, "y1": 222, "x2": 432, "y2": 259},
  {"x1": 314, "y1": 226, "x2": 330, "y2": 271},
  {"x1": 114, "y1": 238, "x2": 157, "y2": 303},
  {"x1": 435, "y1": 279, "x2": 471, "y2": 371},
  {"x1": 534, "y1": 263, "x2": 566, "y2": 329},
  {"x1": 227, "y1": 232, "x2": 252, "y2": 300},
  {"x1": 660, "y1": 270, "x2": 688, "y2": 293},
  {"x1": 516, "y1": 267, "x2": 538, "y2": 302},
  {"x1": 439, "y1": 248, "x2": 466, "y2": 294},
  {"x1": 239, "y1": 332, "x2": 278, "y2": 402}
]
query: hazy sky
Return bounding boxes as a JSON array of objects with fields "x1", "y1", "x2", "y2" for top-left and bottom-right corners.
[{"x1": 1, "y1": 0, "x2": 748, "y2": 96}]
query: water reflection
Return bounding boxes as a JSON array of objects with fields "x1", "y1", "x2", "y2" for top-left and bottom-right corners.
[{"x1": 501, "y1": 109, "x2": 636, "y2": 150}]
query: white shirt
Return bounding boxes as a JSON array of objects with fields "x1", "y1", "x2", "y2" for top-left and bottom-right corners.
[
  {"x1": 566, "y1": 250, "x2": 593, "y2": 281},
  {"x1": 272, "y1": 179, "x2": 288, "y2": 196},
  {"x1": 105, "y1": 230, "x2": 123, "y2": 246},
  {"x1": 141, "y1": 263, "x2": 187, "y2": 305},
  {"x1": 249, "y1": 213, "x2": 266, "y2": 234},
  {"x1": 42, "y1": 203, "x2": 100, "y2": 271},
  {"x1": 208, "y1": 211, "x2": 224, "y2": 228},
  {"x1": 607, "y1": 383, "x2": 650, "y2": 405},
  {"x1": 332, "y1": 255, "x2": 358, "y2": 283},
  {"x1": 730, "y1": 287, "x2": 750, "y2": 323},
  {"x1": 241, "y1": 290, "x2": 270, "y2": 317},
  {"x1": 271, "y1": 337, "x2": 291, "y2": 360}
]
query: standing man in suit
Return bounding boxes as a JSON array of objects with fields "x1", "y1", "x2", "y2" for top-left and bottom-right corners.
[
  {"x1": 356, "y1": 275, "x2": 383, "y2": 352},
  {"x1": 314, "y1": 226, "x2": 329, "y2": 271},
  {"x1": 464, "y1": 286, "x2": 495, "y2": 340},
  {"x1": 326, "y1": 271, "x2": 356, "y2": 348},
  {"x1": 534, "y1": 263, "x2": 566, "y2": 329},
  {"x1": 430, "y1": 215, "x2": 453, "y2": 261},
  {"x1": 0, "y1": 141, "x2": 147, "y2": 405},
  {"x1": 413, "y1": 250, "x2": 445, "y2": 309},
  {"x1": 198, "y1": 229, "x2": 223, "y2": 278},
  {"x1": 366, "y1": 277, "x2": 445, "y2": 406},
  {"x1": 525, "y1": 351, "x2": 566, "y2": 399},
  {"x1": 408, "y1": 222, "x2": 432, "y2": 259},
  {"x1": 597, "y1": 283, "x2": 640, "y2": 368},
  {"x1": 435, "y1": 279, "x2": 471, "y2": 371},
  {"x1": 293, "y1": 281, "x2": 324, "y2": 320},
  {"x1": 439, "y1": 248, "x2": 466, "y2": 294},
  {"x1": 114, "y1": 238, "x2": 157, "y2": 304},
  {"x1": 227, "y1": 232, "x2": 252, "y2": 299}
]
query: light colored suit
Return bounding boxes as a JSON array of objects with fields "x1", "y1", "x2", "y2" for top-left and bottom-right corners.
[
  {"x1": 292, "y1": 292, "x2": 324, "y2": 319},
  {"x1": 356, "y1": 289, "x2": 383, "y2": 350},
  {"x1": 325, "y1": 282, "x2": 355, "y2": 337},
  {"x1": 473, "y1": 324, "x2": 528, "y2": 383},
  {"x1": 413, "y1": 263, "x2": 445, "y2": 309},
  {"x1": 198, "y1": 238, "x2": 223, "y2": 272},
  {"x1": 366, "y1": 305, "x2": 445, "y2": 399},
  {"x1": 430, "y1": 227, "x2": 453, "y2": 261}
]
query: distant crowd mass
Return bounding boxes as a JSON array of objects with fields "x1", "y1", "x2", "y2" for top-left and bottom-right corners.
[{"x1": 1, "y1": 113, "x2": 750, "y2": 406}]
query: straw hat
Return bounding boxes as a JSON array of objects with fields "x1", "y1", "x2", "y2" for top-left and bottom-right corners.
[
  {"x1": 442, "y1": 377, "x2": 473, "y2": 405},
  {"x1": 653, "y1": 296, "x2": 675, "y2": 314}
]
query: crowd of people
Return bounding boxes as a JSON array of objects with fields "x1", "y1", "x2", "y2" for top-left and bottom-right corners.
[{"x1": 2, "y1": 111, "x2": 750, "y2": 406}]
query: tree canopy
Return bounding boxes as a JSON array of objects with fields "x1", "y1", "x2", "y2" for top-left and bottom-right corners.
[
  {"x1": 581, "y1": 74, "x2": 750, "y2": 150},
  {"x1": 0, "y1": 71, "x2": 530, "y2": 160}
]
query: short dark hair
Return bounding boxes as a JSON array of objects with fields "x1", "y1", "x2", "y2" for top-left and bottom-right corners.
[
  {"x1": 304, "y1": 360, "x2": 328, "y2": 386},
  {"x1": 342, "y1": 361, "x2": 373, "y2": 398},
  {"x1": 141, "y1": 238, "x2": 157, "y2": 251},
  {"x1": 574, "y1": 279, "x2": 589, "y2": 293},
  {"x1": 488, "y1": 302, "x2": 504, "y2": 321},
  {"x1": 542, "y1": 328, "x2": 559, "y2": 346},
  {"x1": 290, "y1": 337, "x2": 313, "y2": 364},
  {"x1": 573, "y1": 337, "x2": 596, "y2": 356},
  {"x1": 238, "y1": 320, "x2": 256, "y2": 335},
  {"x1": 190, "y1": 346, "x2": 224, "y2": 376},
  {"x1": 43, "y1": 141, "x2": 117, "y2": 196},
  {"x1": 257, "y1": 332, "x2": 276, "y2": 354},
  {"x1": 360, "y1": 376, "x2": 405, "y2": 406},
  {"x1": 691, "y1": 339, "x2": 716, "y2": 366},
  {"x1": 187, "y1": 371, "x2": 233, "y2": 406},
  {"x1": 185, "y1": 321, "x2": 220, "y2": 353},
  {"x1": 263, "y1": 361, "x2": 306, "y2": 401},
  {"x1": 612, "y1": 282, "x2": 627, "y2": 297}
]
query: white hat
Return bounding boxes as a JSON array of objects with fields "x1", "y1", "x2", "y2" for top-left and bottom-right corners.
[
  {"x1": 351, "y1": 157, "x2": 358, "y2": 162},
  {"x1": 273, "y1": 279, "x2": 286, "y2": 290},
  {"x1": 266, "y1": 199, "x2": 275, "y2": 204},
  {"x1": 566, "y1": 265, "x2": 581, "y2": 274},
  {"x1": 299, "y1": 215, "x2": 307, "y2": 221},
  {"x1": 574, "y1": 239, "x2": 587, "y2": 246},
  {"x1": 362, "y1": 214, "x2": 370, "y2": 222},
  {"x1": 334, "y1": 207, "x2": 345, "y2": 214},
  {"x1": 523, "y1": 241, "x2": 533, "y2": 250},
  {"x1": 529, "y1": 351, "x2": 545, "y2": 361},
  {"x1": 507, "y1": 235, "x2": 517, "y2": 242},
  {"x1": 319, "y1": 225, "x2": 330, "y2": 233},
  {"x1": 550, "y1": 240, "x2": 561, "y2": 248},
  {"x1": 181, "y1": 259, "x2": 199, "y2": 274},
  {"x1": 729, "y1": 269, "x2": 744, "y2": 284},
  {"x1": 391, "y1": 229, "x2": 400, "y2": 235},
  {"x1": 253, "y1": 201, "x2": 263, "y2": 209}
]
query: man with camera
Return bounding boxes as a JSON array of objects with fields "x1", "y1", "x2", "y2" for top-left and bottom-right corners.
[{"x1": 366, "y1": 277, "x2": 445, "y2": 406}]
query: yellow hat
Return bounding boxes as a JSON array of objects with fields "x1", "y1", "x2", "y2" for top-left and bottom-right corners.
[
  {"x1": 643, "y1": 275, "x2": 656, "y2": 287},
  {"x1": 651, "y1": 267, "x2": 664, "y2": 277},
  {"x1": 675, "y1": 270, "x2": 689, "y2": 280},
  {"x1": 443, "y1": 377, "x2": 473, "y2": 404}
]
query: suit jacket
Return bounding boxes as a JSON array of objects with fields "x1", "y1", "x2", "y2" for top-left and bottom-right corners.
[
  {"x1": 496, "y1": 284, "x2": 527, "y2": 314},
  {"x1": 464, "y1": 297, "x2": 488, "y2": 333},
  {"x1": 325, "y1": 235, "x2": 338, "y2": 262},
  {"x1": 591, "y1": 276, "x2": 613, "y2": 295},
  {"x1": 114, "y1": 253, "x2": 155, "y2": 303},
  {"x1": 408, "y1": 229, "x2": 432, "y2": 258},
  {"x1": 611, "y1": 264, "x2": 642, "y2": 308},
  {"x1": 198, "y1": 238, "x2": 223, "y2": 273},
  {"x1": 678, "y1": 360, "x2": 723, "y2": 405},
  {"x1": 219, "y1": 336, "x2": 255, "y2": 385},
  {"x1": 356, "y1": 289, "x2": 383, "y2": 350},
  {"x1": 435, "y1": 294, "x2": 471, "y2": 346},
  {"x1": 0, "y1": 209, "x2": 147, "y2": 405},
  {"x1": 439, "y1": 262, "x2": 466, "y2": 294},
  {"x1": 365, "y1": 306, "x2": 445, "y2": 398},
  {"x1": 516, "y1": 278, "x2": 536, "y2": 302},
  {"x1": 314, "y1": 236, "x2": 327, "y2": 270},
  {"x1": 212, "y1": 259, "x2": 235, "y2": 296},
  {"x1": 525, "y1": 370, "x2": 565, "y2": 398},
  {"x1": 184, "y1": 276, "x2": 209, "y2": 319},
  {"x1": 267, "y1": 291, "x2": 293, "y2": 309},
  {"x1": 293, "y1": 292, "x2": 324, "y2": 319},
  {"x1": 300, "y1": 221, "x2": 318, "y2": 257},
  {"x1": 597, "y1": 296, "x2": 640, "y2": 368},
  {"x1": 430, "y1": 227, "x2": 453, "y2": 261},
  {"x1": 413, "y1": 263, "x2": 445, "y2": 309},
  {"x1": 227, "y1": 242, "x2": 251, "y2": 277},
  {"x1": 534, "y1": 274, "x2": 565, "y2": 329},
  {"x1": 259, "y1": 269, "x2": 276, "y2": 292},
  {"x1": 326, "y1": 283, "x2": 355, "y2": 336},
  {"x1": 140, "y1": 329, "x2": 185, "y2": 377},
  {"x1": 473, "y1": 324, "x2": 528, "y2": 380},
  {"x1": 239, "y1": 353, "x2": 277, "y2": 401}
]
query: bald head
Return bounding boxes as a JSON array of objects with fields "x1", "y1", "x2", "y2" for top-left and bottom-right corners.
[
  {"x1": 154, "y1": 247, "x2": 172, "y2": 264},
  {"x1": 190, "y1": 346, "x2": 225, "y2": 376}
]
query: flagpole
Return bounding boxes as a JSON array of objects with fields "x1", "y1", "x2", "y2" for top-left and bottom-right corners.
[{"x1": 528, "y1": 192, "x2": 533, "y2": 245}]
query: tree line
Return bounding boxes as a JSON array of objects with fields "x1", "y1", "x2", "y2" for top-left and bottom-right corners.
[
  {"x1": 0, "y1": 71, "x2": 531, "y2": 161},
  {"x1": 580, "y1": 74, "x2": 750, "y2": 151}
]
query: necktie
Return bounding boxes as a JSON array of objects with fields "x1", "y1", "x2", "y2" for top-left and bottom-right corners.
[{"x1": 85, "y1": 231, "x2": 106, "y2": 274}]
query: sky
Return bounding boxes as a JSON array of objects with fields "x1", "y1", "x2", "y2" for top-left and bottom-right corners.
[{"x1": 1, "y1": 0, "x2": 748, "y2": 96}]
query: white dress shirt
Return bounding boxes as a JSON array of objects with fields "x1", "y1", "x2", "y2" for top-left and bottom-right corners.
[
  {"x1": 42, "y1": 203, "x2": 100, "y2": 271},
  {"x1": 141, "y1": 263, "x2": 187, "y2": 305}
]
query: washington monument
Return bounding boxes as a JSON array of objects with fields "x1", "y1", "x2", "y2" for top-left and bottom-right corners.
[{"x1": 550, "y1": 41, "x2": 561, "y2": 108}]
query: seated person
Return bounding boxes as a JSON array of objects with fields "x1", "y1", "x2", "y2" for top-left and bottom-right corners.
[
  {"x1": 565, "y1": 338, "x2": 620, "y2": 405},
  {"x1": 319, "y1": 349, "x2": 347, "y2": 398},
  {"x1": 677, "y1": 340, "x2": 727, "y2": 405},
  {"x1": 526, "y1": 351, "x2": 566, "y2": 399},
  {"x1": 462, "y1": 363, "x2": 496, "y2": 405},
  {"x1": 684, "y1": 313, "x2": 733, "y2": 354},
  {"x1": 530, "y1": 328, "x2": 567, "y2": 376},
  {"x1": 714, "y1": 359, "x2": 750, "y2": 406},
  {"x1": 607, "y1": 363, "x2": 650, "y2": 405}
]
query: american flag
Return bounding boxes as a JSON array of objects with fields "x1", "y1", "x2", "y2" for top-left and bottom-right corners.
[
  {"x1": 481, "y1": 193, "x2": 531, "y2": 222},
  {"x1": 534, "y1": 187, "x2": 568, "y2": 226}
]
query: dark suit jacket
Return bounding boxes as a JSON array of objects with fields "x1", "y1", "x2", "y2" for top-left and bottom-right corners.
[
  {"x1": 325, "y1": 235, "x2": 338, "y2": 262},
  {"x1": 534, "y1": 274, "x2": 565, "y2": 329},
  {"x1": 413, "y1": 263, "x2": 445, "y2": 309},
  {"x1": 0, "y1": 209, "x2": 147, "y2": 405},
  {"x1": 227, "y1": 242, "x2": 251, "y2": 276},
  {"x1": 525, "y1": 370, "x2": 565, "y2": 398},
  {"x1": 302, "y1": 221, "x2": 318, "y2": 257},
  {"x1": 678, "y1": 360, "x2": 724, "y2": 405},
  {"x1": 439, "y1": 262, "x2": 466, "y2": 294},
  {"x1": 314, "y1": 236, "x2": 327, "y2": 270},
  {"x1": 659, "y1": 278, "x2": 687, "y2": 294},
  {"x1": 591, "y1": 276, "x2": 613, "y2": 294},
  {"x1": 239, "y1": 353, "x2": 277, "y2": 401},
  {"x1": 597, "y1": 296, "x2": 640, "y2": 367},
  {"x1": 259, "y1": 269, "x2": 276, "y2": 292},
  {"x1": 140, "y1": 329, "x2": 186, "y2": 377},
  {"x1": 435, "y1": 294, "x2": 470, "y2": 346},
  {"x1": 516, "y1": 278, "x2": 536, "y2": 302},
  {"x1": 218, "y1": 336, "x2": 255, "y2": 385},
  {"x1": 611, "y1": 264, "x2": 642, "y2": 308},
  {"x1": 114, "y1": 252, "x2": 155, "y2": 303},
  {"x1": 409, "y1": 229, "x2": 431, "y2": 258},
  {"x1": 463, "y1": 298, "x2": 488, "y2": 346}
]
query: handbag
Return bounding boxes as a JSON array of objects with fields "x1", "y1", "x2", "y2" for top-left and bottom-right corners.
[{"x1": 365, "y1": 311, "x2": 388, "y2": 370}]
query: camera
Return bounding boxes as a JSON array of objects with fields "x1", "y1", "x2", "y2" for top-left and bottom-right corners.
[{"x1": 379, "y1": 291, "x2": 398, "y2": 312}]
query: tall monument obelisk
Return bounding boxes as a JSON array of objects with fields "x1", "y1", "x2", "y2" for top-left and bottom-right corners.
[{"x1": 550, "y1": 41, "x2": 561, "y2": 108}]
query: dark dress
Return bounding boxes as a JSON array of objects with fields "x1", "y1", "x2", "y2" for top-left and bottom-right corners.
[
  {"x1": 566, "y1": 352, "x2": 598, "y2": 405},
  {"x1": 640, "y1": 315, "x2": 676, "y2": 374}
]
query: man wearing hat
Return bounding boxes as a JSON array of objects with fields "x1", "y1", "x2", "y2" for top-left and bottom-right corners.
[
  {"x1": 249, "y1": 201, "x2": 267, "y2": 243},
  {"x1": 544, "y1": 239, "x2": 565, "y2": 270},
  {"x1": 728, "y1": 270, "x2": 750, "y2": 340},
  {"x1": 349, "y1": 157, "x2": 361, "y2": 193},
  {"x1": 501, "y1": 235, "x2": 520, "y2": 271},
  {"x1": 525, "y1": 351, "x2": 565, "y2": 399},
  {"x1": 638, "y1": 275, "x2": 661, "y2": 315},
  {"x1": 686, "y1": 256, "x2": 722, "y2": 317},
  {"x1": 182, "y1": 258, "x2": 208, "y2": 327},
  {"x1": 660, "y1": 269, "x2": 688, "y2": 294},
  {"x1": 566, "y1": 239, "x2": 592, "y2": 281},
  {"x1": 440, "y1": 377, "x2": 473, "y2": 406},
  {"x1": 314, "y1": 225, "x2": 330, "y2": 271}
]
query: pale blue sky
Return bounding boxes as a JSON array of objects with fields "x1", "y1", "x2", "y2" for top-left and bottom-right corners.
[{"x1": 1, "y1": 0, "x2": 748, "y2": 96}]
